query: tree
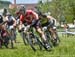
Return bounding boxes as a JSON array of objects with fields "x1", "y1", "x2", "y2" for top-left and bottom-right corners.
[
  {"x1": 0, "y1": 0, "x2": 11, "y2": 9},
  {"x1": 37, "y1": 0, "x2": 75, "y2": 23},
  {"x1": 69, "y1": 0, "x2": 75, "y2": 21}
]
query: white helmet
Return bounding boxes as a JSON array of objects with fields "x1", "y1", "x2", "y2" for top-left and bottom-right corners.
[
  {"x1": 44, "y1": 12, "x2": 51, "y2": 16},
  {"x1": 47, "y1": 12, "x2": 51, "y2": 15}
]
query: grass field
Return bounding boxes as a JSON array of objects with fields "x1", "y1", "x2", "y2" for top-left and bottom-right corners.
[{"x1": 0, "y1": 33, "x2": 75, "y2": 57}]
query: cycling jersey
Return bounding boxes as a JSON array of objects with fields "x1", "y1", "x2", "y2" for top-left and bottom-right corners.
[
  {"x1": 5, "y1": 16, "x2": 15, "y2": 26},
  {"x1": 20, "y1": 10, "x2": 39, "y2": 24},
  {"x1": 47, "y1": 16, "x2": 56, "y2": 28}
]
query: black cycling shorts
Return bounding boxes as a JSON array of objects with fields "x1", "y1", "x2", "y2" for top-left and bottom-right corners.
[{"x1": 32, "y1": 20, "x2": 41, "y2": 29}]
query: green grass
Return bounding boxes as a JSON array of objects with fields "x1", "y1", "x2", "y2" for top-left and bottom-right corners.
[{"x1": 0, "y1": 33, "x2": 75, "y2": 57}]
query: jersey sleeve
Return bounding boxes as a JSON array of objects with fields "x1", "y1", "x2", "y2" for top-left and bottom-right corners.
[
  {"x1": 31, "y1": 11, "x2": 39, "y2": 20},
  {"x1": 20, "y1": 15, "x2": 24, "y2": 22}
]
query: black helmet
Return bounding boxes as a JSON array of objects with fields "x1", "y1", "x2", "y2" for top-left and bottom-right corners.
[
  {"x1": 3, "y1": 8, "x2": 7, "y2": 13},
  {"x1": 19, "y1": 5, "x2": 26, "y2": 13},
  {"x1": 3, "y1": 8, "x2": 7, "y2": 16},
  {"x1": 34, "y1": 7, "x2": 42, "y2": 16}
]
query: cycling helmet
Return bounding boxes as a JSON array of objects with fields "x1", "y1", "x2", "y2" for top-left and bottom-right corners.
[
  {"x1": 19, "y1": 5, "x2": 26, "y2": 13},
  {"x1": 47, "y1": 12, "x2": 51, "y2": 15},
  {"x1": 34, "y1": 6, "x2": 42, "y2": 16},
  {"x1": 44, "y1": 12, "x2": 51, "y2": 16},
  {"x1": 3, "y1": 8, "x2": 7, "y2": 16}
]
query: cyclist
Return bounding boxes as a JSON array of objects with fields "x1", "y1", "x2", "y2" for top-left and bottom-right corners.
[
  {"x1": 17, "y1": 6, "x2": 50, "y2": 49},
  {"x1": 0, "y1": 14, "x2": 4, "y2": 48},
  {"x1": 42, "y1": 13, "x2": 59, "y2": 46},
  {"x1": 5, "y1": 13, "x2": 16, "y2": 47},
  {"x1": 0, "y1": 13, "x2": 9, "y2": 48}
]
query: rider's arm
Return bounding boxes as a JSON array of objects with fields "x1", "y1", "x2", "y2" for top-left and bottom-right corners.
[
  {"x1": 19, "y1": 15, "x2": 24, "y2": 25},
  {"x1": 31, "y1": 10, "x2": 39, "y2": 20},
  {"x1": 47, "y1": 15, "x2": 56, "y2": 21}
]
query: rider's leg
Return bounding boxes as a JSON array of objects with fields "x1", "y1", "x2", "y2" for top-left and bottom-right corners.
[
  {"x1": 33, "y1": 20, "x2": 47, "y2": 42},
  {"x1": 36, "y1": 27, "x2": 51, "y2": 49},
  {"x1": 36, "y1": 27, "x2": 47, "y2": 41},
  {"x1": 49, "y1": 28, "x2": 57, "y2": 40},
  {"x1": 34, "y1": 20, "x2": 51, "y2": 49}
]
